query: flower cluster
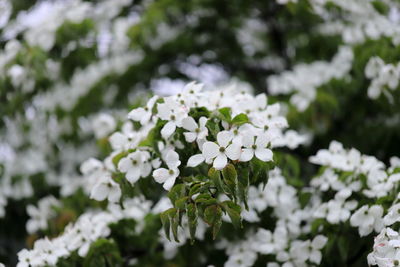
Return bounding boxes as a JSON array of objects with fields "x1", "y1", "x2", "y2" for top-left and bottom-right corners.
[
  {"x1": 267, "y1": 46, "x2": 353, "y2": 111},
  {"x1": 17, "y1": 196, "x2": 152, "y2": 267},
  {"x1": 365, "y1": 57, "x2": 400, "y2": 100}
]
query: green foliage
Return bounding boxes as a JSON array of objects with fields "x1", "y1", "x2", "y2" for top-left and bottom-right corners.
[{"x1": 83, "y1": 239, "x2": 122, "y2": 267}]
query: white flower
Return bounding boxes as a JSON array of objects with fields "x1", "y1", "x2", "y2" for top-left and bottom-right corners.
[
  {"x1": 365, "y1": 57, "x2": 384, "y2": 79},
  {"x1": 90, "y1": 175, "x2": 121, "y2": 203},
  {"x1": 157, "y1": 98, "x2": 188, "y2": 139},
  {"x1": 128, "y1": 95, "x2": 158, "y2": 125},
  {"x1": 290, "y1": 235, "x2": 328, "y2": 264},
  {"x1": 383, "y1": 203, "x2": 400, "y2": 226},
  {"x1": 26, "y1": 196, "x2": 60, "y2": 234},
  {"x1": 153, "y1": 150, "x2": 181, "y2": 190},
  {"x1": 350, "y1": 205, "x2": 384, "y2": 236},
  {"x1": 239, "y1": 134, "x2": 272, "y2": 162},
  {"x1": 118, "y1": 151, "x2": 152, "y2": 184},
  {"x1": 92, "y1": 113, "x2": 116, "y2": 139},
  {"x1": 182, "y1": 116, "x2": 208, "y2": 142},
  {"x1": 202, "y1": 131, "x2": 241, "y2": 170}
]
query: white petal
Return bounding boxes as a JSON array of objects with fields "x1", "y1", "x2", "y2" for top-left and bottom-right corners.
[
  {"x1": 78, "y1": 243, "x2": 90, "y2": 257},
  {"x1": 197, "y1": 130, "x2": 208, "y2": 140},
  {"x1": 199, "y1": 117, "x2": 208, "y2": 127},
  {"x1": 184, "y1": 132, "x2": 197, "y2": 143},
  {"x1": 202, "y1": 142, "x2": 220, "y2": 160},
  {"x1": 163, "y1": 176, "x2": 177, "y2": 191},
  {"x1": 128, "y1": 107, "x2": 146, "y2": 121},
  {"x1": 255, "y1": 134, "x2": 269, "y2": 148},
  {"x1": 140, "y1": 112, "x2": 152, "y2": 125},
  {"x1": 187, "y1": 154, "x2": 205, "y2": 167},
  {"x1": 241, "y1": 134, "x2": 254, "y2": 148},
  {"x1": 309, "y1": 250, "x2": 322, "y2": 264},
  {"x1": 165, "y1": 150, "x2": 181, "y2": 169},
  {"x1": 217, "y1": 131, "x2": 233, "y2": 147},
  {"x1": 225, "y1": 143, "x2": 241, "y2": 160},
  {"x1": 109, "y1": 132, "x2": 128, "y2": 150},
  {"x1": 157, "y1": 103, "x2": 171, "y2": 120},
  {"x1": 256, "y1": 93, "x2": 267, "y2": 109},
  {"x1": 255, "y1": 148, "x2": 273, "y2": 161},
  {"x1": 182, "y1": 117, "x2": 198, "y2": 131},
  {"x1": 213, "y1": 154, "x2": 227, "y2": 170},
  {"x1": 161, "y1": 121, "x2": 176, "y2": 139},
  {"x1": 90, "y1": 183, "x2": 108, "y2": 201},
  {"x1": 312, "y1": 235, "x2": 328, "y2": 249},
  {"x1": 126, "y1": 167, "x2": 141, "y2": 184},
  {"x1": 118, "y1": 157, "x2": 132, "y2": 172},
  {"x1": 108, "y1": 186, "x2": 121, "y2": 203},
  {"x1": 140, "y1": 163, "x2": 152, "y2": 177},
  {"x1": 239, "y1": 148, "x2": 254, "y2": 162},
  {"x1": 153, "y1": 168, "x2": 170, "y2": 183}
]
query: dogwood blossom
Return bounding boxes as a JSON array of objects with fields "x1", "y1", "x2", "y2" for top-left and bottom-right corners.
[
  {"x1": 202, "y1": 131, "x2": 241, "y2": 170},
  {"x1": 153, "y1": 150, "x2": 181, "y2": 190}
]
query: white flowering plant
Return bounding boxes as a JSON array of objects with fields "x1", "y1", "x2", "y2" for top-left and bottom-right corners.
[{"x1": 1, "y1": 0, "x2": 400, "y2": 266}]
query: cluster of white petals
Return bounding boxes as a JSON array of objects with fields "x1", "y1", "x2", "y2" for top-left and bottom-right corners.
[
  {"x1": 365, "y1": 57, "x2": 400, "y2": 100},
  {"x1": 17, "y1": 197, "x2": 152, "y2": 267},
  {"x1": 267, "y1": 46, "x2": 353, "y2": 111}
]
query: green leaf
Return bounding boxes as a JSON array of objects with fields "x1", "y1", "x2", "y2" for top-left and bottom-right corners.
[
  {"x1": 371, "y1": 1, "x2": 389, "y2": 14},
  {"x1": 237, "y1": 167, "x2": 250, "y2": 208},
  {"x1": 83, "y1": 238, "x2": 121, "y2": 267},
  {"x1": 168, "y1": 184, "x2": 186, "y2": 204},
  {"x1": 175, "y1": 196, "x2": 189, "y2": 210},
  {"x1": 189, "y1": 183, "x2": 202, "y2": 197},
  {"x1": 204, "y1": 205, "x2": 223, "y2": 239},
  {"x1": 195, "y1": 194, "x2": 217, "y2": 205},
  {"x1": 221, "y1": 164, "x2": 238, "y2": 200},
  {"x1": 160, "y1": 209, "x2": 171, "y2": 241},
  {"x1": 222, "y1": 164, "x2": 237, "y2": 185},
  {"x1": 231, "y1": 113, "x2": 249, "y2": 125},
  {"x1": 187, "y1": 203, "x2": 198, "y2": 243},
  {"x1": 206, "y1": 118, "x2": 221, "y2": 138},
  {"x1": 222, "y1": 201, "x2": 242, "y2": 229},
  {"x1": 189, "y1": 107, "x2": 210, "y2": 119},
  {"x1": 170, "y1": 209, "x2": 180, "y2": 242},
  {"x1": 208, "y1": 167, "x2": 225, "y2": 193},
  {"x1": 218, "y1": 107, "x2": 232, "y2": 122}
]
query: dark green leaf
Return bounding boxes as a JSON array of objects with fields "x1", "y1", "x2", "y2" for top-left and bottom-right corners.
[
  {"x1": 204, "y1": 205, "x2": 223, "y2": 239},
  {"x1": 222, "y1": 201, "x2": 242, "y2": 229},
  {"x1": 187, "y1": 203, "x2": 198, "y2": 243}
]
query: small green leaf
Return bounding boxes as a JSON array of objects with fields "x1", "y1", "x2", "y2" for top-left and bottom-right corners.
[
  {"x1": 160, "y1": 209, "x2": 171, "y2": 241},
  {"x1": 222, "y1": 164, "x2": 237, "y2": 184},
  {"x1": 168, "y1": 184, "x2": 186, "y2": 204},
  {"x1": 204, "y1": 205, "x2": 223, "y2": 239},
  {"x1": 175, "y1": 196, "x2": 189, "y2": 210},
  {"x1": 222, "y1": 201, "x2": 242, "y2": 229},
  {"x1": 218, "y1": 107, "x2": 232, "y2": 122},
  {"x1": 208, "y1": 167, "x2": 225, "y2": 193},
  {"x1": 83, "y1": 238, "x2": 122, "y2": 267},
  {"x1": 168, "y1": 209, "x2": 180, "y2": 242},
  {"x1": 189, "y1": 183, "x2": 202, "y2": 197},
  {"x1": 206, "y1": 118, "x2": 221, "y2": 138},
  {"x1": 231, "y1": 113, "x2": 249, "y2": 125},
  {"x1": 187, "y1": 203, "x2": 198, "y2": 243},
  {"x1": 189, "y1": 107, "x2": 210, "y2": 119}
]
